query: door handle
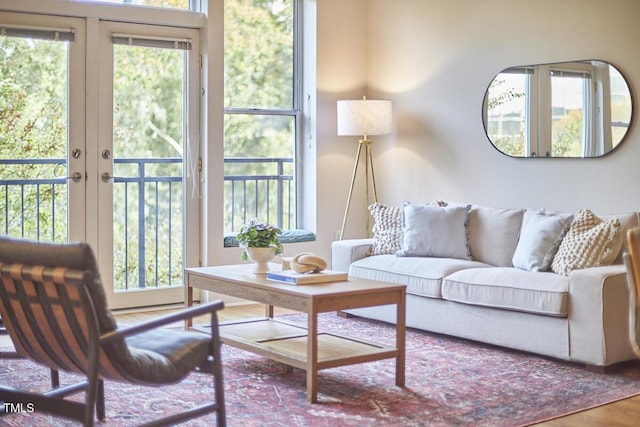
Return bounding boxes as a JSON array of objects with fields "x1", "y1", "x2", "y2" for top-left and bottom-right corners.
[
  {"x1": 68, "y1": 172, "x2": 83, "y2": 183},
  {"x1": 54, "y1": 163, "x2": 83, "y2": 183}
]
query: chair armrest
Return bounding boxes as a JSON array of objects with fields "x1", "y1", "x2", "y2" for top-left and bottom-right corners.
[
  {"x1": 330, "y1": 238, "x2": 374, "y2": 272},
  {"x1": 101, "y1": 300, "x2": 225, "y2": 343}
]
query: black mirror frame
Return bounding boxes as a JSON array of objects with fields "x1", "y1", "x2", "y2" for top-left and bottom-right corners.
[{"x1": 483, "y1": 60, "x2": 634, "y2": 159}]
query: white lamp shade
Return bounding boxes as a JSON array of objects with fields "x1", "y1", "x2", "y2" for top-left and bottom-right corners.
[{"x1": 337, "y1": 99, "x2": 392, "y2": 136}]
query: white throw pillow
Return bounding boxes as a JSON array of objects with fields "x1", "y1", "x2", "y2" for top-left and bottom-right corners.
[
  {"x1": 512, "y1": 210, "x2": 573, "y2": 272},
  {"x1": 397, "y1": 202, "x2": 471, "y2": 260}
]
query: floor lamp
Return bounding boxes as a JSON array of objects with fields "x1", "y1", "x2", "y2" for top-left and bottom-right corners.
[{"x1": 337, "y1": 97, "x2": 392, "y2": 240}]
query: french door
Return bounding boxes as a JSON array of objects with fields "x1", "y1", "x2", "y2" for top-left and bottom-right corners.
[
  {"x1": 0, "y1": 11, "x2": 201, "y2": 309},
  {"x1": 97, "y1": 21, "x2": 200, "y2": 309}
]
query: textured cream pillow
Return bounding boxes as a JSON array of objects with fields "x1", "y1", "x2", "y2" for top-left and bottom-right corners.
[
  {"x1": 368, "y1": 202, "x2": 403, "y2": 255},
  {"x1": 550, "y1": 209, "x2": 622, "y2": 276}
]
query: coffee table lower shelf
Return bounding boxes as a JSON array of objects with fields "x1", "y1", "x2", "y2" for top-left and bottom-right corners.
[{"x1": 207, "y1": 317, "x2": 399, "y2": 371}]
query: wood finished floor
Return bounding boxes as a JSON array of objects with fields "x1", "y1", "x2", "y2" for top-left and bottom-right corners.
[
  {"x1": 2, "y1": 303, "x2": 633, "y2": 424},
  {"x1": 113, "y1": 303, "x2": 640, "y2": 426}
]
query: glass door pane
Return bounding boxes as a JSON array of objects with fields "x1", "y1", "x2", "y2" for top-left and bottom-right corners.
[
  {"x1": 112, "y1": 43, "x2": 185, "y2": 293},
  {"x1": 0, "y1": 13, "x2": 85, "y2": 243},
  {"x1": 99, "y1": 22, "x2": 199, "y2": 309}
]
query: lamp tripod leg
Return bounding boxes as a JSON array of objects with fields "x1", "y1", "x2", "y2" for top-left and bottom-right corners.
[
  {"x1": 366, "y1": 142, "x2": 378, "y2": 204},
  {"x1": 339, "y1": 142, "x2": 364, "y2": 240},
  {"x1": 365, "y1": 142, "x2": 377, "y2": 236}
]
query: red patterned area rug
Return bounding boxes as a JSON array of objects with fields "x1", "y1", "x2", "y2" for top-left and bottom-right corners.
[{"x1": 1, "y1": 313, "x2": 640, "y2": 426}]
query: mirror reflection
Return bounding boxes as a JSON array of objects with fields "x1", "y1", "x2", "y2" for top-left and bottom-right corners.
[{"x1": 483, "y1": 60, "x2": 633, "y2": 158}]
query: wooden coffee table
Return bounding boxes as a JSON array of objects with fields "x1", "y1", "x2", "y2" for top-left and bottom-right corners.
[{"x1": 184, "y1": 264, "x2": 406, "y2": 403}]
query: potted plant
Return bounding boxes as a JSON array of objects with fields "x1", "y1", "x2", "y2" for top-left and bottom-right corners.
[{"x1": 236, "y1": 218, "x2": 283, "y2": 273}]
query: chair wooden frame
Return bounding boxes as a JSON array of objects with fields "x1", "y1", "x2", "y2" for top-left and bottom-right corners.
[
  {"x1": 0, "y1": 240, "x2": 226, "y2": 427},
  {"x1": 624, "y1": 226, "x2": 640, "y2": 357}
]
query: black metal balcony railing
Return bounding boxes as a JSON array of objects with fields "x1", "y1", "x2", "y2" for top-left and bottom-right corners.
[
  {"x1": 224, "y1": 157, "x2": 294, "y2": 232},
  {"x1": 0, "y1": 158, "x2": 68, "y2": 242},
  {"x1": 0, "y1": 157, "x2": 294, "y2": 290},
  {"x1": 112, "y1": 158, "x2": 183, "y2": 291}
]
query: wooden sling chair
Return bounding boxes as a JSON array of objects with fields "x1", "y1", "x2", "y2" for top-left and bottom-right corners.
[
  {"x1": 625, "y1": 226, "x2": 640, "y2": 358},
  {"x1": 0, "y1": 236, "x2": 226, "y2": 426}
]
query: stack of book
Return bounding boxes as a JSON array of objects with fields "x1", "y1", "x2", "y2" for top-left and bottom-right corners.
[{"x1": 266, "y1": 269, "x2": 348, "y2": 285}]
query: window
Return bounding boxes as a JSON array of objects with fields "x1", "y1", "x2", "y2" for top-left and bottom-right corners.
[
  {"x1": 609, "y1": 67, "x2": 633, "y2": 144},
  {"x1": 223, "y1": 0, "x2": 300, "y2": 233},
  {"x1": 550, "y1": 69, "x2": 590, "y2": 157},
  {"x1": 485, "y1": 70, "x2": 529, "y2": 157}
]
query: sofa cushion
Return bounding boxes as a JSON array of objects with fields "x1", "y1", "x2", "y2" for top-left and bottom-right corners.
[
  {"x1": 397, "y1": 202, "x2": 471, "y2": 260},
  {"x1": 512, "y1": 210, "x2": 573, "y2": 272},
  {"x1": 551, "y1": 209, "x2": 622, "y2": 276},
  {"x1": 349, "y1": 255, "x2": 491, "y2": 298},
  {"x1": 602, "y1": 211, "x2": 639, "y2": 264},
  {"x1": 442, "y1": 267, "x2": 569, "y2": 317},
  {"x1": 468, "y1": 205, "x2": 524, "y2": 267}
]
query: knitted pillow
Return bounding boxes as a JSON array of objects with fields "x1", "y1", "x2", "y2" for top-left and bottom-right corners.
[
  {"x1": 550, "y1": 209, "x2": 622, "y2": 276},
  {"x1": 369, "y1": 202, "x2": 403, "y2": 255}
]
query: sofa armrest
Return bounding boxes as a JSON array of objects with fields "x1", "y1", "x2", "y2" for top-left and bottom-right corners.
[
  {"x1": 568, "y1": 264, "x2": 635, "y2": 366},
  {"x1": 330, "y1": 238, "x2": 374, "y2": 272}
]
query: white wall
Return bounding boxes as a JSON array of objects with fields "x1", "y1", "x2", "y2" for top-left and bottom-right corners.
[
  {"x1": 314, "y1": 0, "x2": 640, "y2": 250},
  {"x1": 315, "y1": 0, "x2": 369, "y2": 245},
  {"x1": 367, "y1": 0, "x2": 640, "y2": 212}
]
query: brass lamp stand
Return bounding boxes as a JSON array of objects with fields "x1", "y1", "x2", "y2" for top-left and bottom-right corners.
[{"x1": 339, "y1": 136, "x2": 377, "y2": 240}]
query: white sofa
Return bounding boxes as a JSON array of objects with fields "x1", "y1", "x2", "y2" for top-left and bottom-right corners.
[{"x1": 331, "y1": 203, "x2": 640, "y2": 370}]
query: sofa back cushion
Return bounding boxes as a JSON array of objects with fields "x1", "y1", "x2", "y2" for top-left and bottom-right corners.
[
  {"x1": 467, "y1": 205, "x2": 524, "y2": 267},
  {"x1": 603, "y1": 211, "x2": 640, "y2": 263}
]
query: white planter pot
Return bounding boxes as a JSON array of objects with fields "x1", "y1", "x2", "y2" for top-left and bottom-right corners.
[{"x1": 245, "y1": 246, "x2": 277, "y2": 274}]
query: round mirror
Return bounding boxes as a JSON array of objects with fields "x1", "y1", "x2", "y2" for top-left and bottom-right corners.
[{"x1": 483, "y1": 60, "x2": 633, "y2": 158}]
